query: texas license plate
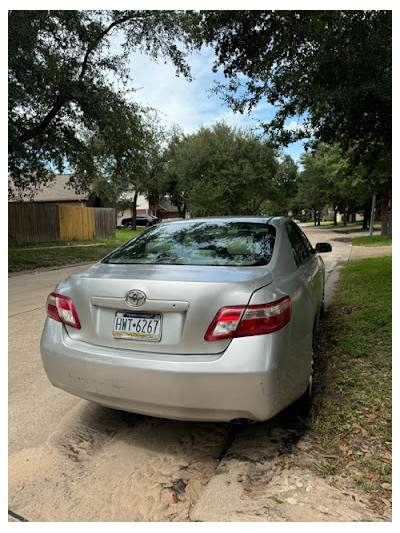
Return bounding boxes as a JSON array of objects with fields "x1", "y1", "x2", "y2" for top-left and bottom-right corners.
[{"x1": 113, "y1": 311, "x2": 162, "y2": 341}]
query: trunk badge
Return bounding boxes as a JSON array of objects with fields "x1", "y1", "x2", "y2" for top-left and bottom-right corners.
[{"x1": 126, "y1": 290, "x2": 146, "y2": 307}]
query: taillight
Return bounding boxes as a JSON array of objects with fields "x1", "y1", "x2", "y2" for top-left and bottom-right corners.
[
  {"x1": 46, "y1": 292, "x2": 81, "y2": 329},
  {"x1": 205, "y1": 296, "x2": 291, "y2": 341}
]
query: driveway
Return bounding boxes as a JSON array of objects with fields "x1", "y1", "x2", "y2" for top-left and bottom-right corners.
[{"x1": 8, "y1": 225, "x2": 390, "y2": 522}]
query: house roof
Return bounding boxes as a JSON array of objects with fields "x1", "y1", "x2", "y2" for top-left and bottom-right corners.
[
  {"x1": 158, "y1": 196, "x2": 179, "y2": 212},
  {"x1": 9, "y1": 174, "x2": 89, "y2": 202}
]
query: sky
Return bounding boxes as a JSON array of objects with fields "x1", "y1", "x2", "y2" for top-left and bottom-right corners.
[{"x1": 122, "y1": 44, "x2": 308, "y2": 162}]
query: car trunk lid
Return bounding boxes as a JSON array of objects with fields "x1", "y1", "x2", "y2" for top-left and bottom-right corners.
[{"x1": 58, "y1": 262, "x2": 273, "y2": 355}]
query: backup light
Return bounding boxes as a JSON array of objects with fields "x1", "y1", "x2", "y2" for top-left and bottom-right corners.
[{"x1": 46, "y1": 292, "x2": 81, "y2": 329}]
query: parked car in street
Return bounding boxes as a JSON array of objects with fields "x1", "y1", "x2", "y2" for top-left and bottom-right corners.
[
  {"x1": 41, "y1": 216, "x2": 331, "y2": 422},
  {"x1": 121, "y1": 214, "x2": 160, "y2": 228}
]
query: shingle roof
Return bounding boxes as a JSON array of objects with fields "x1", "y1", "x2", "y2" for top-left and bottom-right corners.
[
  {"x1": 158, "y1": 196, "x2": 179, "y2": 212},
  {"x1": 9, "y1": 174, "x2": 89, "y2": 202}
]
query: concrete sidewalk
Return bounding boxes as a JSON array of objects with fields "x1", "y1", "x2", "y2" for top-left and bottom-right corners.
[{"x1": 349, "y1": 245, "x2": 392, "y2": 261}]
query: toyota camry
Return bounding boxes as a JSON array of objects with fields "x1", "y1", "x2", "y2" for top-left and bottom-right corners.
[{"x1": 40, "y1": 217, "x2": 331, "y2": 422}]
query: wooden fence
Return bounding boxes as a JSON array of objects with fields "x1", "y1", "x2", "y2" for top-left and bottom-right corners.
[
  {"x1": 8, "y1": 203, "x2": 60, "y2": 245},
  {"x1": 94, "y1": 208, "x2": 116, "y2": 239},
  {"x1": 59, "y1": 205, "x2": 95, "y2": 241},
  {"x1": 9, "y1": 204, "x2": 115, "y2": 244}
]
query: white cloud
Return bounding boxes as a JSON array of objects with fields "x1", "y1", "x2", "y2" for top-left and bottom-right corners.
[
  {"x1": 284, "y1": 120, "x2": 306, "y2": 133},
  {"x1": 125, "y1": 47, "x2": 305, "y2": 161},
  {"x1": 127, "y1": 48, "x2": 228, "y2": 132}
]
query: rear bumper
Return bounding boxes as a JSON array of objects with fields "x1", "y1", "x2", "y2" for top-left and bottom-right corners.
[{"x1": 40, "y1": 319, "x2": 299, "y2": 422}]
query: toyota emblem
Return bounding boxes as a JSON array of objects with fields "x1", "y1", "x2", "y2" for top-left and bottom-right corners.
[{"x1": 126, "y1": 290, "x2": 146, "y2": 307}]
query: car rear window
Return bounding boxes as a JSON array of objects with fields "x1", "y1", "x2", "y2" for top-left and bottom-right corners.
[{"x1": 103, "y1": 221, "x2": 276, "y2": 266}]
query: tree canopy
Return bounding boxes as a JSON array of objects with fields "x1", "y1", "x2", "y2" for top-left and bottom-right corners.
[
  {"x1": 8, "y1": 10, "x2": 392, "y2": 234},
  {"x1": 163, "y1": 122, "x2": 281, "y2": 217},
  {"x1": 8, "y1": 10, "x2": 194, "y2": 196},
  {"x1": 197, "y1": 10, "x2": 391, "y2": 163}
]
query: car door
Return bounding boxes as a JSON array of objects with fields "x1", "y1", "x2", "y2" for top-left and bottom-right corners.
[
  {"x1": 277, "y1": 222, "x2": 318, "y2": 393},
  {"x1": 286, "y1": 221, "x2": 322, "y2": 314}
]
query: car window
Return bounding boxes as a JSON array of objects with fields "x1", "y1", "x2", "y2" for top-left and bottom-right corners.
[
  {"x1": 292, "y1": 223, "x2": 314, "y2": 257},
  {"x1": 286, "y1": 222, "x2": 313, "y2": 266},
  {"x1": 103, "y1": 221, "x2": 276, "y2": 267}
]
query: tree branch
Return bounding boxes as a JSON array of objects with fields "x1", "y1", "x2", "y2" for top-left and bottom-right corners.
[
  {"x1": 79, "y1": 14, "x2": 133, "y2": 82},
  {"x1": 18, "y1": 13, "x2": 137, "y2": 145},
  {"x1": 18, "y1": 93, "x2": 68, "y2": 143}
]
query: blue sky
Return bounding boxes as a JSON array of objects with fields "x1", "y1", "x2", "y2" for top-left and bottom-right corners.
[{"x1": 124, "y1": 45, "x2": 307, "y2": 162}]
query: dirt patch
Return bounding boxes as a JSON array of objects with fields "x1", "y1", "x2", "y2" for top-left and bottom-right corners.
[
  {"x1": 8, "y1": 402, "x2": 236, "y2": 522},
  {"x1": 10, "y1": 405, "x2": 389, "y2": 523}
]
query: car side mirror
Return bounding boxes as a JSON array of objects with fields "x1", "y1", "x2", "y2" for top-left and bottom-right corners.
[{"x1": 315, "y1": 243, "x2": 332, "y2": 253}]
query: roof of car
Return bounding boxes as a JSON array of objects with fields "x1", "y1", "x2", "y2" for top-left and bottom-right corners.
[{"x1": 161, "y1": 216, "x2": 283, "y2": 225}]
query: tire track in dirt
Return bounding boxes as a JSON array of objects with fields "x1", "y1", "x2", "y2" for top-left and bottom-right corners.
[{"x1": 8, "y1": 401, "x2": 237, "y2": 522}]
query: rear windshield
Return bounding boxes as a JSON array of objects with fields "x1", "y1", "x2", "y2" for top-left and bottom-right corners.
[{"x1": 103, "y1": 221, "x2": 276, "y2": 266}]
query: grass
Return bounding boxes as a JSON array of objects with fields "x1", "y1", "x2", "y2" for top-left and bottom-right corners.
[
  {"x1": 8, "y1": 228, "x2": 144, "y2": 272},
  {"x1": 352, "y1": 235, "x2": 392, "y2": 247},
  {"x1": 299, "y1": 221, "x2": 336, "y2": 227},
  {"x1": 300, "y1": 221, "x2": 366, "y2": 228},
  {"x1": 310, "y1": 256, "x2": 392, "y2": 507}
]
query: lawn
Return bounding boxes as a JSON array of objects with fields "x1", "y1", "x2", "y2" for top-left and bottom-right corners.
[
  {"x1": 311, "y1": 256, "x2": 392, "y2": 512},
  {"x1": 8, "y1": 229, "x2": 144, "y2": 272},
  {"x1": 352, "y1": 235, "x2": 392, "y2": 247}
]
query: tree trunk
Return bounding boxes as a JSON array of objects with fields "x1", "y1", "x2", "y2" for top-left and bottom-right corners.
[
  {"x1": 380, "y1": 196, "x2": 388, "y2": 236},
  {"x1": 132, "y1": 191, "x2": 138, "y2": 231},
  {"x1": 363, "y1": 198, "x2": 372, "y2": 229},
  {"x1": 380, "y1": 203, "x2": 388, "y2": 236},
  {"x1": 379, "y1": 189, "x2": 392, "y2": 237},
  {"x1": 178, "y1": 203, "x2": 187, "y2": 219},
  {"x1": 333, "y1": 207, "x2": 338, "y2": 226}
]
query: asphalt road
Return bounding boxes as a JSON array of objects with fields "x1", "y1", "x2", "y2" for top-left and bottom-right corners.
[{"x1": 8, "y1": 225, "x2": 389, "y2": 522}]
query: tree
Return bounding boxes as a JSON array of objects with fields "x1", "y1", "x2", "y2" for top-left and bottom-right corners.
[
  {"x1": 312, "y1": 144, "x2": 371, "y2": 226},
  {"x1": 68, "y1": 111, "x2": 175, "y2": 230},
  {"x1": 159, "y1": 127, "x2": 188, "y2": 217},
  {"x1": 196, "y1": 10, "x2": 392, "y2": 234},
  {"x1": 197, "y1": 11, "x2": 390, "y2": 156},
  {"x1": 296, "y1": 144, "x2": 374, "y2": 226},
  {"x1": 163, "y1": 123, "x2": 278, "y2": 217},
  {"x1": 66, "y1": 103, "x2": 149, "y2": 228},
  {"x1": 297, "y1": 152, "x2": 332, "y2": 225},
  {"x1": 8, "y1": 10, "x2": 194, "y2": 195},
  {"x1": 261, "y1": 154, "x2": 298, "y2": 216},
  {"x1": 142, "y1": 118, "x2": 177, "y2": 210}
]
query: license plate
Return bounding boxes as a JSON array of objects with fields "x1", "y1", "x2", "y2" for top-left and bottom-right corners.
[{"x1": 113, "y1": 311, "x2": 162, "y2": 341}]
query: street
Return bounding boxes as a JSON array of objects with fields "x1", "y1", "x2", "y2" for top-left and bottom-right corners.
[{"x1": 8, "y1": 225, "x2": 389, "y2": 522}]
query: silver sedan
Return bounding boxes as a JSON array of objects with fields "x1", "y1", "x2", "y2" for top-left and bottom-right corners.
[{"x1": 40, "y1": 217, "x2": 331, "y2": 422}]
